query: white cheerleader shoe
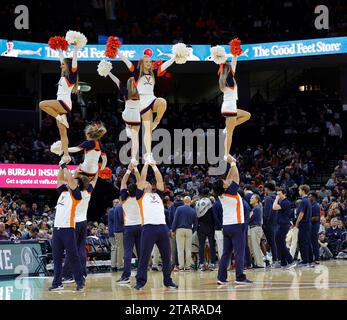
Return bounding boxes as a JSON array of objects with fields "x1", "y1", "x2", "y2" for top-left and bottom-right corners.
[
  {"x1": 223, "y1": 154, "x2": 236, "y2": 163},
  {"x1": 144, "y1": 153, "x2": 156, "y2": 166},
  {"x1": 130, "y1": 158, "x2": 139, "y2": 166},
  {"x1": 61, "y1": 155, "x2": 72, "y2": 164},
  {"x1": 56, "y1": 114, "x2": 69, "y2": 128},
  {"x1": 125, "y1": 126, "x2": 132, "y2": 138}
]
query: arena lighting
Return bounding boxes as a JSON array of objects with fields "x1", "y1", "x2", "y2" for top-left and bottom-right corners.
[
  {"x1": 299, "y1": 85, "x2": 305, "y2": 91},
  {"x1": 78, "y1": 82, "x2": 91, "y2": 92}
]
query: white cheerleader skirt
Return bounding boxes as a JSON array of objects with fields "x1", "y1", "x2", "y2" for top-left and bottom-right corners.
[
  {"x1": 221, "y1": 100, "x2": 237, "y2": 117},
  {"x1": 79, "y1": 162, "x2": 98, "y2": 177},
  {"x1": 139, "y1": 94, "x2": 157, "y2": 115},
  {"x1": 122, "y1": 100, "x2": 141, "y2": 126},
  {"x1": 57, "y1": 95, "x2": 72, "y2": 113}
]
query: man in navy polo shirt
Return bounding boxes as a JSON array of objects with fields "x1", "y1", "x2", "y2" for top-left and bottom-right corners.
[
  {"x1": 263, "y1": 183, "x2": 279, "y2": 267},
  {"x1": 295, "y1": 185, "x2": 313, "y2": 268},
  {"x1": 249, "y1": 194, "x2": 265, "y2": 268},
  {"x1": 273, "y1": 188, "x2": 296, "y2": 269},
  {"x1": 310, "y1": 192, "x2": 321, "y2": 264}
]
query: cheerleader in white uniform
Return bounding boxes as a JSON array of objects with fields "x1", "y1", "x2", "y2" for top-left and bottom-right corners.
[
  {"x1": 39, "y1": 44, "x2": 79, "y2": 163},
  {"x1": 108, "y1": 71, "x2": 141, "y2": 166},
  {"x1": 117, "y1": 51, "x2": 176, "y2": 164},
  {"x1": 68, "y1": 122, "x2": 107, "y2": 178},
  {"x1": 219, "y1": 54, "x2": 251, "y2": 162}
]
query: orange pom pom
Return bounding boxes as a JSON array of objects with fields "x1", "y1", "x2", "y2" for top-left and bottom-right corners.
[
  {"x1": 229, "y1": 38, "x2": 242, "y2": 56},
  {"x1": 105, "y1": 36, "x2": 122, "y2": 58},
  {"x1": 48, "y1": 36, "x2": 69, "y2": 51},
  {"x1": 98, "y1": 166, "x2": 112, "y2": 179}
]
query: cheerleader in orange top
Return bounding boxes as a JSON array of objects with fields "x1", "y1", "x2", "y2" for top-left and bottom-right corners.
[
  {"x1": 51, "y1": 122, "x2": 107, "y2": 179},
  {"x1": 211, "y1": 39, "x2": 251, "y2": 162}
]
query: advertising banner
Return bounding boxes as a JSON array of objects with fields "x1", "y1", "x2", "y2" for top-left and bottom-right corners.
[
  {"x1": 0, "y1": 242, "x2": 43, "y2": 277},
  {"x1": 0, "y1": 164, "x2": 78, "y2": 189},
  {"x1": 0, "y1": 37, "x2": 346, "y2": 62}
]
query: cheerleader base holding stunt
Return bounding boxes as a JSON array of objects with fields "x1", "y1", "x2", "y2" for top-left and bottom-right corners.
[{"x1": 39, "y1": 46, "x2": 79, "y2": 163}]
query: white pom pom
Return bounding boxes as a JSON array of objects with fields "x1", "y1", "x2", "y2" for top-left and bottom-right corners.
[
  {"x1": 50, "y1": 141, "x2": 62, "y2": 155},
  {"x1": 172, "y1": 43, "x2": 190, "y2": 64},
  {"x1": 210, "y1": 46, "x2": 226, "y2": 65},
  {"x1": 65, "y1": 30, "x2": 88, "y2": 49},
  {"x1": 97, "y1": 60, "x2": 113, "y2": 77}
]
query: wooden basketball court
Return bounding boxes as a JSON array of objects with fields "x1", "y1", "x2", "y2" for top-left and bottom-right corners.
[{"x1": 1, "y1": 260, "x2": 346, "y2": 300}]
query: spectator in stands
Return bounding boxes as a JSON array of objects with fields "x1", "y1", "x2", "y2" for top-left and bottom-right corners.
[
  {"x1": 319, "y1": 216, "x2": 327, "y2": 234},
  {"x1": 21, "y1": 226, "x2": 40, "y2": 240},
  {"x1": 325, "y1": 217, "x2": 343, "y2": 256},
  {"x1": 186, "y1": 176, "x2": 200, "y2": 194},
  {"x1": 89, "y1": 226, "x2": 99, "y2": 238},
  {"x1": 326, "y1": 174, "x2": 337, "y2": 190},
  {"x1": 8, "y1": 223, "x2": 18, "y2": 239},
  {"x1": 336, "y1": 233, "x2": 347, "y2": 259},
  {"x1": 28, "y1": 203, "x2": 41, "y2": 218},
  {"x1": 18, "y1": 221, "x2": 29, "y2": 238},
  {"x1": 318, "y1": 232, "x2": 333, "y2": 260},
  {"x1": 326, "y1": 119, "x2": 343, "y2": 147},
  {"x1": 0, "y1": 222, "x2": 9, "y2": 240}
]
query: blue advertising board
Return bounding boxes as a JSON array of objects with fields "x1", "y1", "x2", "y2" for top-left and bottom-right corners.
[{"x1": 0, "y1": 36, "x2": 346, "y2": 62}]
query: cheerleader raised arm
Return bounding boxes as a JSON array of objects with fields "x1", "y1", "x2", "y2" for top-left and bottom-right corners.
[
  {"x1": 117, "y1": 50, "x2": 176, "y2": 164},
  {"x1": 107, "y1": 68, "x2": 141, "y2": 166}
]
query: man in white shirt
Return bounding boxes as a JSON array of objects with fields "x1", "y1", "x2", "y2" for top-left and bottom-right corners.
[
  {"x1": 327, "y1": 119, "x2": 343, "y2": 139},
  {"x1": 134, "y1": 162, "x2": 178, "y2": 290}
]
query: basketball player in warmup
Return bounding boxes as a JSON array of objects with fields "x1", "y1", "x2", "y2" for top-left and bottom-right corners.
[
  {"x1": 213, "y1": 159, "x2": 252, "y2": 285},
  {"x1": 116, "y1": 163, "x2": 142, "y2": 284},
  {"x1": 106, "y1": 71, "x2": 141, "y2": 166},
  {"x1": 49, "y1": 161, "x2": 90, "y2": 291},
  {"x1": 218, "y1": 52, "x2": 251, "y2": 162},
  {"x1": 62, "y1": 172, "x2": 98, "y2": 283},
  {"x1": 117, "y1": 51, "x2": 176, "y2": 164},
  {"x1": 39, "y1": 44, "x2": 79, "y2": 163},
  {"x1": 134, "y1": 162, "x2": 178, "y2": 290},
  {"x1": 66, "y1": 122, "x2": 107, "y2": 178}
]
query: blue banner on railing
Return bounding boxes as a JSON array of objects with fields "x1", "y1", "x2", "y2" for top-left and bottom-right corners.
[{"x1": 0, "y1": 37, "x2": 346, "y2": 62}]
